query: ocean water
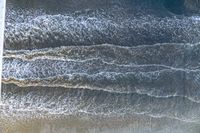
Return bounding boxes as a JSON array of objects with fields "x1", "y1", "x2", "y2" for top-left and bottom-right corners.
[{"x1": 1, "y1": 0, "x2": 200, "y2": 133}]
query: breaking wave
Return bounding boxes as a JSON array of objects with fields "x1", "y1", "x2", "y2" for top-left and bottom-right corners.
[
  {"x1": 2, "y1": 83, "x2": 200, "y2": 123},
  {"x1": 2, "y1": 44, "x2": 200, "y2": 123},
  {"x1": 4, "y1": 0, "x2": 200, "y2": 50},
  {"x1": 3, "y1": 0, "x2": 200, "y2": 126}
]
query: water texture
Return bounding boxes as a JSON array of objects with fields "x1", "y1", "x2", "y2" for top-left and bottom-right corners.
[{"x1": 2, "y1": 0, "x2": 200, "y2": 133}]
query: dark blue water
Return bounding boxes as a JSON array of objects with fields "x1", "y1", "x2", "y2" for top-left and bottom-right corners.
[
  {"x1": 2, "y1": 0, "x2": 200, "y2": 133},
  {"x1": 4, "y1": 0, "x2": 200, "y2": 49}
]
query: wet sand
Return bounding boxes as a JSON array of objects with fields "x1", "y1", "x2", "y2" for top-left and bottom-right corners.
[{"x1": 0, "y1": 114, "x2": 200, "y2": 133}]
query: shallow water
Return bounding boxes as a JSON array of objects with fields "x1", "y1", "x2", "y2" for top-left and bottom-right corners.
[{"x1": 1, "y1": 0, "x2": 200, "y2": 132}]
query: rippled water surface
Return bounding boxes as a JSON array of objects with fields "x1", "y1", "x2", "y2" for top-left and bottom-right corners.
[{"x1": 1, "y1": 0, "x2": 200, "y2": 133}]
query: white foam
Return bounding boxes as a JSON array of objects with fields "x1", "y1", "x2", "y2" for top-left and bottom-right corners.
[{"x1": 191, "y1": 16, "x2": 200, "y2": 21}]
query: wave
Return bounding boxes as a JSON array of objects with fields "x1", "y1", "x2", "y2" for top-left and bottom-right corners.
[
  {"x1": 3, "y1": 44, "x2": 200, "y2": 103},
  {"x1": 5, "y1": 15, "x2": 200, "y2": 50},
  {"x1": 3, "y1": 0, "x2": 200, "y2": 126},
  {"x1": 4, "y1": 43, "x2": 200, "y2": 69},
  {"x1": 2, "y1": 83, "x2": 200, "y2": 123},
  {"x1": 4, "y1": 0, "x2": 200, "y2": 50},
  {"x1": 7, "y1": 0, "x2": 200, "y2": 14}
]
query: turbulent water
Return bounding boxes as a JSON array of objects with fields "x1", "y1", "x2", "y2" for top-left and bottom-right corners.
[{"x1": 2, "y1": 0, "x2": 200, "y2": 133}]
